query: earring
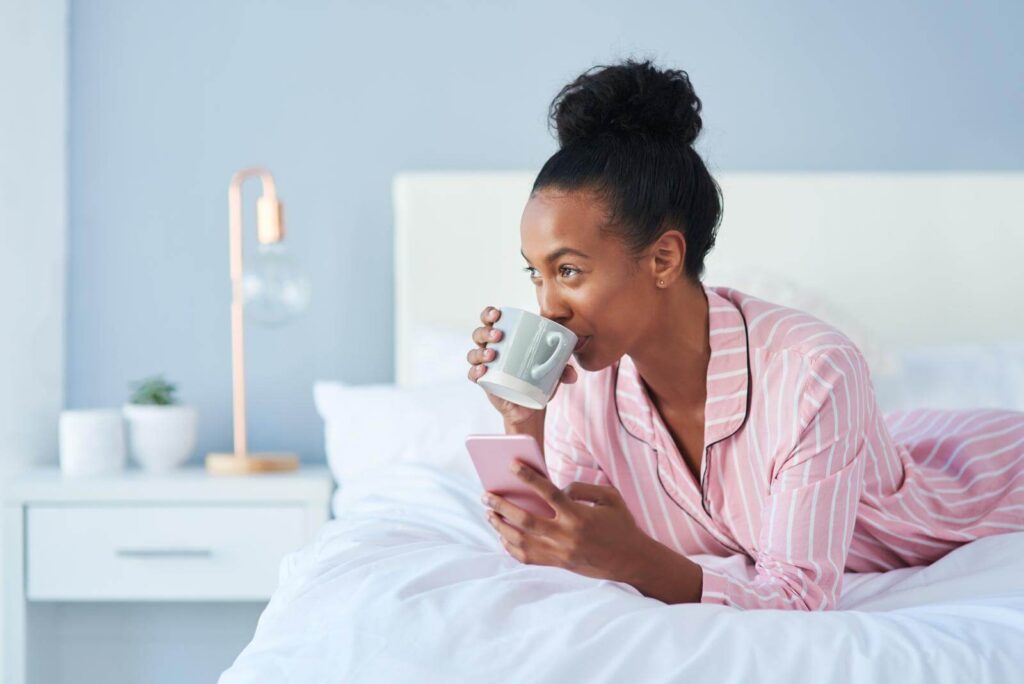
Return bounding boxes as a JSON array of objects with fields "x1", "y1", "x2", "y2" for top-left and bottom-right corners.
[{"x1": 659, "y1": 280, "x2": 664, "y2": 286}]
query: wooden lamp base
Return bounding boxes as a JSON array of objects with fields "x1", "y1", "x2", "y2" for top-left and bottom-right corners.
[{"x1": 206, "y1": 452, "x2": 300, "y2": 475}]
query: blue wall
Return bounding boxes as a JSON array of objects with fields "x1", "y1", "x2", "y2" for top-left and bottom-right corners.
[{"x1": 67, "y1": 0, "x2": 1024, "y2": 462}]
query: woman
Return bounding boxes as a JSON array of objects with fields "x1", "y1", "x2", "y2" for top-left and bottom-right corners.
[{"x1": 466, "y1": 58, "x2": 1024, "y2": 610}]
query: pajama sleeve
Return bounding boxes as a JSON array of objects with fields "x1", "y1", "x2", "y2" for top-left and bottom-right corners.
[
  {"x1": 543, "y1": 373, "x2": 611, "y2": 489},
  {"x1": 699, "y1": 346, "x2": 872, "y2": 610}
]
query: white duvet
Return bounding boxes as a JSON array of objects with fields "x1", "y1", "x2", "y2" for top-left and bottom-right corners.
[{"x1": 220, "y1": 462, "x2": 1024, "y2": 684}]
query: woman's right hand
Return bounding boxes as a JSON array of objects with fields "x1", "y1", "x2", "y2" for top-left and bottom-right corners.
[{"x1": 468, "y1": 305, "x2": 578, "y2": 426}]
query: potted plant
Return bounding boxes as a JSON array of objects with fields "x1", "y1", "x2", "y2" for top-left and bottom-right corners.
[{"x1": 122, "y1": 374, "x2": 198, "y2": 472}]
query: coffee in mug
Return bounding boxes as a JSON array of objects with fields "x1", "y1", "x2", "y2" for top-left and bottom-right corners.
[{"x1": 476, "y1": 307, "x2": 578, "y2": 409}]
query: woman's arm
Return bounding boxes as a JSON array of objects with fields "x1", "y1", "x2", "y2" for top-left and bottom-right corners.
[
  {"x1": 537, "y1": 380, "x2": 611, "y2": 488},
  {"x1": 698, "y1": 346, "x2": 873, "y2": 610},
  {"x1": 504, "y1": 413, "x2": 546, "y2": 451},
  {"x1": 621, "y1": 536, "x2": 705, "y2": 604}
]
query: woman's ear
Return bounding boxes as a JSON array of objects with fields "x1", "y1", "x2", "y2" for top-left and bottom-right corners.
[{"x1": 650, "y1": 229, "x2": 686, "y2": 286}]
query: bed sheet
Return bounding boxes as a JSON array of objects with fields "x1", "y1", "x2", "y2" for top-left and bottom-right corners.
[{"x1": 220, "y1": 462, "x2": 1024, "y2": 684}]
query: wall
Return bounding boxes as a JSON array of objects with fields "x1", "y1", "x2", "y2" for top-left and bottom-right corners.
[
  {"x1": 0, "y1": 0, "x2": 68, "y2": 478},
  {"x1": 67, "y1": 0, "x2": 1023, "y2": 464},
  {"x1": 0, "y1": 0, "x2": 68, "y2": 666}
]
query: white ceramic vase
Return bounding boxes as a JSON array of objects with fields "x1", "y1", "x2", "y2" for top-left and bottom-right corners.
[{"x1": 122, "y1": 403, "x2": 199, "y2": 472}]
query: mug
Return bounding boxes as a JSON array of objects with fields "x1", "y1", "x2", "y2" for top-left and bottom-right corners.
[{"x1": 476, "y1": 306, "x2": 578, "y2": 409}]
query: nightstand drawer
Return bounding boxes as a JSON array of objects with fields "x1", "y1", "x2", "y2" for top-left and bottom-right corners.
[{"x1": 26, "y1": 505, "x2": 308, "y2": 601}]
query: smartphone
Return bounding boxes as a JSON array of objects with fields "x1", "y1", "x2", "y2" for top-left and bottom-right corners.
[{"x1": 465, "y1": 434, "x2": 556, "y2": 523}]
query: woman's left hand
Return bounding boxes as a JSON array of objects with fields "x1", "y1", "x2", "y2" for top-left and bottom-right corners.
[{"x1": 481, "y1": 459, "x2": 655, "y2": 583}]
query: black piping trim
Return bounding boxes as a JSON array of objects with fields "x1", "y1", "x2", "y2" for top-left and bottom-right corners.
[{"x1": 611, "y1": 302, "x2": 753, "y2": 557}]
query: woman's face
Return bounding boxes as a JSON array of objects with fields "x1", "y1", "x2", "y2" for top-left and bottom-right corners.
[{"x1": 519, "y1": 188, "x2": 658, "y2": 372}]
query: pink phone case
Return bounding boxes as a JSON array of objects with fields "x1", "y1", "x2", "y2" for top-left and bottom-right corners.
[{"x1": 465, "y1": 434, "x2": 556, "y2": 522}]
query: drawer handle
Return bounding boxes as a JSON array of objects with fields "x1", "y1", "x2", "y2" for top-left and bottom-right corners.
[{"x1": 115, "y1": 548, "x2": 213, "y2": 559}]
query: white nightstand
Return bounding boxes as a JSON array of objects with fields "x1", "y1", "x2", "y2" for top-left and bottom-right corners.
[{"x1": 3, "y1": 465, "x2": 334, "y2": 684}]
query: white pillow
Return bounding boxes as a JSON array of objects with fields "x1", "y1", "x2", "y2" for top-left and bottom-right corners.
[
  {"x1": 313, "y1": 378, "x2": 505, "y2": 487},
  {"x1": 705, "y1": 269, "x2": 1024, "y2": 413},
  {"x1": 870, "y1": 343, "x2": 1024, "y2": 415}
]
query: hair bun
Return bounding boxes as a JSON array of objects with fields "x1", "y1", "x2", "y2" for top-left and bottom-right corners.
[{"x1": 550, "y1": 58, "x2": 703, "y2": 148}]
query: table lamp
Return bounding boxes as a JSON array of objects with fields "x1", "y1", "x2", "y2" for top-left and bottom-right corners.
[{"x1": 206, "y1": 167, "x2": 311, "y2": 475}]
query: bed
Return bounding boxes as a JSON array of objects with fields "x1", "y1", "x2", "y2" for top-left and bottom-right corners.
[{"x1": 219, "y1": 171, "x2": 1024, "y2": 683}]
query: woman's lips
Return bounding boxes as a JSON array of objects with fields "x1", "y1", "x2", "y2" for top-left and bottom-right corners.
[{"x1": 573, "y1": 336, "x2": 591, "y2": 352}]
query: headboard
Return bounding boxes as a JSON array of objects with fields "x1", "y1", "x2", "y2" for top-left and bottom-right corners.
[{"x1": 393, "y1": 171, "x2": 1024, "y2": 386}]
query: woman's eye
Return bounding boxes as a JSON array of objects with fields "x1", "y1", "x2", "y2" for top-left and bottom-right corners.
[{"x1": 522, "y1": 266, "x2": 579, "y2": 279}]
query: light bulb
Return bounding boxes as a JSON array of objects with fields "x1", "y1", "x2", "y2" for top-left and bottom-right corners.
[{"x1": 243, "y1": 242, "x2": 311, "y2": 326}]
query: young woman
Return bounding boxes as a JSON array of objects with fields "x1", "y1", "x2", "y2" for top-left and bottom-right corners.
[{"x1": 466, "y1": 58, "x2": 1024, "y2": 610}]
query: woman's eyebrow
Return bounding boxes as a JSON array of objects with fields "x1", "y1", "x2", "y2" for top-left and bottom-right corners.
[{"x1": 520, "y1": 247, "x2": 591, "y2": 265}]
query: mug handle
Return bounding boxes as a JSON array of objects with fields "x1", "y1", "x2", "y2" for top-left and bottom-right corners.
[{"x1": 530, "y1": 331, "x2": 572, "y2": 381}]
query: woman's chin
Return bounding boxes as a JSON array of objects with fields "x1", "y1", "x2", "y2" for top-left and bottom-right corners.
[{"x1": 571, "y1": 344, "x2": 603, "y2": 372}]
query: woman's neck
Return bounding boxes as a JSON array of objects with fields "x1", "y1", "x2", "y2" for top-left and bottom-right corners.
[{"x1": 628, "y1": 281, "x2": 710, "y2": 414}]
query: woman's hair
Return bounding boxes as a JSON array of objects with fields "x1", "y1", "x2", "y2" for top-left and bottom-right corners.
[{"x1": 532, "y1": 58, "x2": 723, "y2": 283}]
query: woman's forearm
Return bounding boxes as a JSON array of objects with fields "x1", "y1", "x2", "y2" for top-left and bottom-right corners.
[
  {"x1": 624, "y1": 535, "x2": 703, "y2": 605},
  {"x1": 504, "y1": 415, "x2": 546, "y2": 457}
]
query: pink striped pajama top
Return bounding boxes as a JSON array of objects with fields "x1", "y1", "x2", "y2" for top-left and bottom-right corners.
[{"x1": 542, "y1": 283, "x2": 1024, "y2": 610}]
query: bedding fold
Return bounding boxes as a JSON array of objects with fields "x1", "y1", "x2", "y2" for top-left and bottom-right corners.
[{"x1": 221, "y1": 462, "x2": 1024, "y2": 684}]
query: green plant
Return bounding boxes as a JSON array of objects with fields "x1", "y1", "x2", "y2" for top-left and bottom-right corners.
[{"x1": 128, "y1": 374, "x2": 179, "y2": 405}]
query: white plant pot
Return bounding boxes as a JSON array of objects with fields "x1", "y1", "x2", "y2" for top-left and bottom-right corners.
[
  {"x1": 58, "y1": 409, "x2": 127, "y2": 477},
  {"x1": 122, "y1": 403, "x2": 199, "y2": 472}
]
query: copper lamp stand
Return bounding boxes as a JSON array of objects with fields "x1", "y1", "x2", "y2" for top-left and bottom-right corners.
[{"x1": 206, "y1": 167, "x2": 300, "y2": 475}]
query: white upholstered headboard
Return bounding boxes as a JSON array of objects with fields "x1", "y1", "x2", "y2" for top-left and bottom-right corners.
[{"x1": 393, "y1": 171, "x2": 1023, "y2": 386}]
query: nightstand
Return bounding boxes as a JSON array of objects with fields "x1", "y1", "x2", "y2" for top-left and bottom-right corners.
[{"x1": 3, "y1": 465, "x2": 334, "y2": 684}]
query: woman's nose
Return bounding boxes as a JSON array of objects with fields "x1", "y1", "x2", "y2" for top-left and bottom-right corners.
[{"x1": 538, "y1": 288, "x2": 570, "y2": 323}]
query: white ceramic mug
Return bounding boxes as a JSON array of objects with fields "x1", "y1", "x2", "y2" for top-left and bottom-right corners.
[
  {"x1": 58, "y1": 409, "x2": 127, "y2": 477},
  {"x1": 476, "y1": 306, "x2": 578, "y2": 409}
]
